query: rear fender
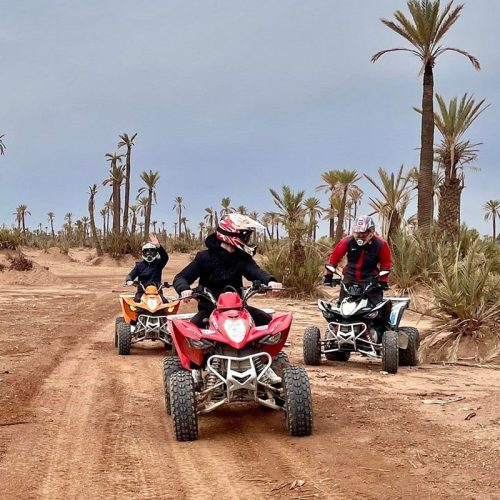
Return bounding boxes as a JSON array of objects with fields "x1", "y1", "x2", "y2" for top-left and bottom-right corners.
[
  {"x1": 120, "y1": 296, "x2": 137, "y2": 323},
  {"x1": 170, "y1": 319, "x2": 205, "y2": 369}
]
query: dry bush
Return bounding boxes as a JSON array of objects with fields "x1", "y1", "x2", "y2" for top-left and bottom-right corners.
[
  {"x1": 0, "y1": 227, "x2": 22, "y2": 249},
  {"x1": 8, "y1": 252, "x2": 34, "y2": 271}
]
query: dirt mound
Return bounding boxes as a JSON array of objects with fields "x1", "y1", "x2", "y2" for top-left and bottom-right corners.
[
  {"x1": 0, "y1": 251, "x2": 65, "y2": 286},
  {"x1": 88, "y1": 254, "x2": 136, "y2": 267}
]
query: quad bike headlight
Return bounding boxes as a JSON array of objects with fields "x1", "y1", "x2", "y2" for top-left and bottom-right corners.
[
  {"x1": 147, "y1": 297, "x2": 160, "y2": 309},
  {"x1": 259, "y1": 333, "x2": 283, "y2": 345},
  {"x1": 224, "y1": 318, "x2": 247, "y2": 343},
  {"x1": 187, "y1": 338, "x2": 214, "y2": 349}
]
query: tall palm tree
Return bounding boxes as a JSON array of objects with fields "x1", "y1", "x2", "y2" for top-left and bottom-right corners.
[
  {"x1": 316, "y1": 170, "x2": 340, "y2": 238},
  {"x1": 365, "y1": 165, "x2": 413, "y2": 243},
  {"x1": 103, "y1": 201, "x2": 113, "y2": 237},
  {"x1": 173, "y1": 222, "x2": 178, "y2": 240},
  {"x1": 117, "y1": 132, "x2": 137, "y2": 235},
  {"x1": 423, "y1": 93, "x2": 488, "y2": 239},
  {"x1": 181, "y1": 217, "x2": 190, "y2": 240},
  {"x1": 372, "y1": 0, "x2": 480, "y2": 233},
  {"x1": 304, "y1": 197, "x2": 323, "y2": 241},
  {"x1": 173, "y1": 196, "x2": 185, "y2": 239},
  {"x1": 104, "y1": 152, "x2": 125, "y2": 235},
  {"x1": 220, "y1": 197, "x2": 233, "y2": 218},
  {"x1": 0, "y1": 134, "x2": 6, "y2": 155},
  {"x1": 88, "y1": 185, "x2": 103, "y2": 255},
  {"x1": 483, "y1": 200, "x2": 500, "y2": 240},
  {"x1": 203, "y1": 207, "x2": 218, "y2": 231},
  {"x1": 137, "y1": 170, "x2": 160, "y2": 240},
  {"x1": 334, "y1": 170, "x2": 362, "y2": 243},
  {"x1": 15, "y1": 205, "x2": 31, "y2": 233},
  {"x1": 151, "y1": 220, "x2": 157, "y2": 233},
  {"x1": 99, "y1": 208, "x2": 107, "y2": 236},
  {"x1": 236, "y1": 205, "x2": 247, "y2": 215},
  {"x1": 198, "y1": 221, "x2": 205, "y2": 242},
  {"x1": 81, "y1": 216, "x2": 90, "y2": 242},
  {"x1": 47, "y1": 212, "x2": 56, "y2": 238}
]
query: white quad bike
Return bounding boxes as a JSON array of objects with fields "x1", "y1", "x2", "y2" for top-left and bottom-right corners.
[{"x1": 303, "y1": 265, "x2": 420, "y2": 374}]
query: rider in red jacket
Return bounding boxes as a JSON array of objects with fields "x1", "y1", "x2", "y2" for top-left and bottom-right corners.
[{"x1": 324, "y1": 215, "x2": 392, "y2": 305}]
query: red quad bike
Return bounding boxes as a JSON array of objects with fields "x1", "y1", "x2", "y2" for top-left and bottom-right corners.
[
  {"x1": 115, "y1": 282, "x2": 181, "y2": 355},
  {"x1": 164, "y1": 283, "x2": 313, "y2": 441}
]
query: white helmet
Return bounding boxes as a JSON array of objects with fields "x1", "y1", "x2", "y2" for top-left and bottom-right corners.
[
  {"x1": 141, "y1": 242, "x2": 159, "y2": 263},
  {"x1": 352, "y1": 215, "x2": 376, "y2": 246}
]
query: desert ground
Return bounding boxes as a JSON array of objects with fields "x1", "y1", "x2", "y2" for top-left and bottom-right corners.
[{"x1": 0, "y1": 249, "x2": 498, "y2": 500}]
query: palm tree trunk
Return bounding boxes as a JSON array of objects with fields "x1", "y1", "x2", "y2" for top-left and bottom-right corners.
[
  {"x1": 144, "y1": 190, "x2": 152, "y2": 240},
  {"x1": 493, "y1": 214, "x2": 497, "y2": 240},
  {"x1": 112, "y1": 181, "x2": 121, "y2": 236},
  {"x1": 178, "y1": 210, "x2": 182, "y2": 239},
  {"x1": 438, "y1": 178, "x2": 462, "y2": 240},
  {"x1": 418, "y1": 62, "x2": 435, "y2": 234},
  {"x1": 50, "y1": 221, "x2": 55, "y2": 238},
  {"x1": 123, "y1": 146, "x2": 131, "y2": 235},
  {"x1": 334, "y1": 189, "x2": 348, "y2": 243},
  {"x1": 88, "y1": 196, "x2": 103, "y2": 256},
  {"x1": 131, "y1": 215, "x2": 137, "y2": 237}
]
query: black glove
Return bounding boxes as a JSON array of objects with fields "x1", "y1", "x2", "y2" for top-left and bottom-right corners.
[
  {"x1": 323, "y1": 274, "x2": 333, "y2": 286},
  {"x1": 378, "y1": 281, "x2": 389, "y2": 291}
]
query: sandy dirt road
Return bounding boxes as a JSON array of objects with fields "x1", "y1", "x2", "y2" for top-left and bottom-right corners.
[{"x1": 0, "y1": 250, "x2": 499, "y2": 499}]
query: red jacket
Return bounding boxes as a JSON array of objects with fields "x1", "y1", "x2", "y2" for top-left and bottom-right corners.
[{"x1": 327, "y1": 235, "x2": 392, "y2": 282}]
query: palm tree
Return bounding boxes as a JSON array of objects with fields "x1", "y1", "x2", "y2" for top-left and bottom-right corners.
[
  {"x1": 64, "y1": 212, "x2": 73, "y2": 238},
  {"x1": 483, "y1": 200, "x2": 500, "y2": 240},
  {"x1": 304, "y1": 197, "x2": 323, "y2": 241},
  {"x1": 365, "y1": 165, "x2": 413, "y2": 244},
  {"x1": 15, "y1": 205, "x2": 31, "y2": 233},
  {"x1": 198, "y1": 221, "x2": 205, "y2": 242},
  {"x1": 0, "y1": 134, "x2": 6, "y2": 155},
  {"x1": 333, "y1": 170, "x2": 362, "y2": 243},
  {"x1": 137, "y1": 170, "x2": 160, "y2": 240},
  {"x1": 220, "y1": 197, "x2": 233, "y2": 218},
  {"x1": 173, "y1": 222, "x2": 178, "y2": 240},
  {"x1": 269, "y1": 186, "x2": 307, "y2": 265},
  {"x1": 117, "y1": 132, "x2": 137, "y2": 235},
  {"x1": 47, "y1": 212, "x2": 56, "y2": 238},
  {"x1": 204, "y1": 207, "x2": 218, "y2": 231},
  {"x1": 99, "y1": 208, "x2": 107, "y2": 236},
  {"x1": 129, "y1": 204, "x2": 139, "y2": 236},
  {"x1": 104, "y1": 152, "x2": 125, "y2": 236},
  {"x1": 173, "y1": 196, "x2": 185, "y2": 239},
  {"x1": 425, "y1": 93, "x2": 488, "y2": 239},
  {"x1": 103, "y1": 201, "x2": 113, "y2": 237},
  {"x1": 236, "y1": 205, "x2": 247, "y2": 215},
  {"x1": 81, "y1": 216, "x2": 90, "y2": 242},
  {"x1": 151, "y1": 220, "x2": 158, "y2": 233},
  {"x1": 372, "y1": 0, "x2": 480, "y2": 233},
  {"x1": 88, "y1": 185, "x2": 103, "y2": 255},
  {"x1": 181, "y1": 217, "x2": 190, "y2": 240},
  {"x1": 316, "y1": 170, "x2": 340, "y2": 238}
]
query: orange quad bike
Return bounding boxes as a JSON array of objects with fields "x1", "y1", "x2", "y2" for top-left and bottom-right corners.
[{"x1": 115, "y1": 282, "x2": 182, "y2": 355}]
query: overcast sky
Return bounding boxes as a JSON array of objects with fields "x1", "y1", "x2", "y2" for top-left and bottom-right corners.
[{"x1": 1, "y1": 0, "x2": 498, "y2": 237}]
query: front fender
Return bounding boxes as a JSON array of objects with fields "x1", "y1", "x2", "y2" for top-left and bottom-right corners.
[{"x1": 170, "y1": 319, "x2": 205, "y2": 369}]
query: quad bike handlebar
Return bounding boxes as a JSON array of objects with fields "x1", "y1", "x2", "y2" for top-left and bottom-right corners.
[
  {"x1": 189, "y1": 281, "x2": 284, "y2": 306},
  {"x1": 125, "y1": 281, "x2": 171, "y2": 291}
]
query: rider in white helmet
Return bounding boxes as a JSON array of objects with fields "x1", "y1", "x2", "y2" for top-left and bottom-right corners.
[
  {"x1": 125, "y1": 233, "x2": 169, "y2": 302},
  {"x1": 324, "y1": 215, "x2": 392, "y2": 305}
]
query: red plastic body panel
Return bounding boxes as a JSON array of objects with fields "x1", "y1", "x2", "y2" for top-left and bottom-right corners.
[
  {"x1": 171, "y1": 304, "x2": 293, "y2": 370},
  {"x1": 216, "y1": 292, "x2": 243, "y2": 310}
]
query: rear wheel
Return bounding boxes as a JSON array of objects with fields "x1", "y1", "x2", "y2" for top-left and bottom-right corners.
[
  {"x1": 325, "y1": 350, "x2": 350, "y2": 362},
  {"x1": 117, "y1": 322, "x2": 131, "y2": 355},
  {"x1": 163, "y1": 357, "x2": 184, "y2": 414},
  {"x1": 283, "y1": 366, "x2": 313, "y2": 436},
  {"x1": 303, "y1": 327, "x2": 321, "y2": 365},
  {"x1": 115, "y1": 317, "x2": 125, "y2": 348},
  {"x1": 170, "y1": 370, "x2": 198, "y2": 441},
  {"x1": 381, "y1": 330, "x2": 398, "y2": 374},
  {"x1": 398, "y1": 327, "x2": 420, "y2": 366}
]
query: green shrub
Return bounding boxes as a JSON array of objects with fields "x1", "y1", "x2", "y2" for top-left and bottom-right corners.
[
  {"x1": 8, "y1": 252, "x2": 33, "y2": 271},
  {"x1": 421, "y1": 241, "x2": 500, "y2": 362}
]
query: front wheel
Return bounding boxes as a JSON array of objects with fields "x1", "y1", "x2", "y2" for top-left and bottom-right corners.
[
  {"x1": 381, "y1": 330, "x2": 398, "y2": 374},
  {"x1": 163, "y1": 357, "x2": 184, "y2": 414},
  {"x1": 170, "y1": 370, "x2": 198, "y2": 441},
  {"x1": 117, "y1": 322, "x2": 131, "y2": 355},
  {"x1": 115, "y1": 317, "x2": 125, "y2": 348},
  {"x1": 303, "y1": 327, "x2": 321, "y2": 366},
  {"x1": 398, "y1": 327, "x2": 420, "y2": 366},
  {"x1": 283, "y1": 366, "x2": 313, "y2": 436}
]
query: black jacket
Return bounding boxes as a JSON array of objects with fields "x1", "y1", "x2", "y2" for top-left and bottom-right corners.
[
  {"x1": 173, "y1": 233, "x2": 275, "y2": 310},
  {"x1": 126, "y1": 245, "x2": 169, "y2": 286}
]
